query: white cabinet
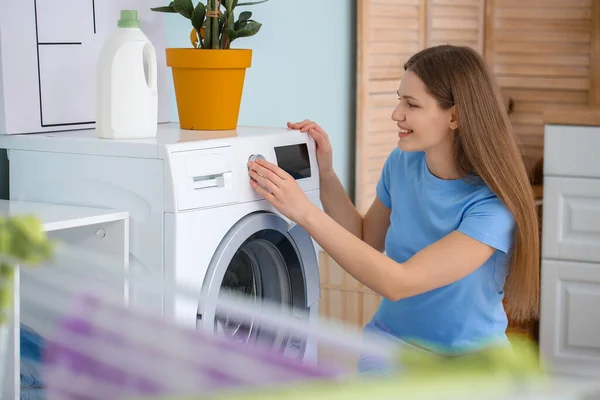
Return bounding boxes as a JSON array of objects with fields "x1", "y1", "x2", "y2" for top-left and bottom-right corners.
[
  {"x1": 542, "y1": 177, "x2": 600, "y2": 263},
  {"x1": 540, "y1": 124, "x2": 600, "y2": 379},
  {"x1": 0, "y1": 200, "x2": 129, "y2": 400}
]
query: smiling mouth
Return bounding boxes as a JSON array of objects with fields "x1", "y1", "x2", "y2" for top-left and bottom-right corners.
[{"x1": 398, "y1": 128, "x2": 413, "y2": 138}]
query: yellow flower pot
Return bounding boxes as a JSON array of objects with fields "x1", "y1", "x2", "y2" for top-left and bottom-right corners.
[{"x1": 166, "y1": 48, "x2": 252, "y2": 131}]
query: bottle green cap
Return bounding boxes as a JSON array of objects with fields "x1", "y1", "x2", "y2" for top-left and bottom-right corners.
[{"x1": 118, "y1": 10, "x2": 140, "y2": 28}]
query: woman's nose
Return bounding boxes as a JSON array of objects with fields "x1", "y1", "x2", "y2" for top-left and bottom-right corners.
[{"x1": 392, "y1": 104, "x2": 405, "y2": 122}]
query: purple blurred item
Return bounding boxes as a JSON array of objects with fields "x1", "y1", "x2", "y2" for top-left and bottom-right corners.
[{"x1": 42, "y1": 293, "x2": 338, "y2": 399}]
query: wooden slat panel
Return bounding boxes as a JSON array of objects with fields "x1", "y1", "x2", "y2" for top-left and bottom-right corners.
[
  {"x1": 494, "y1": 19, "x2": 591, "y2": 32},
  {"x1": 430, "y1": 29, "x2": 482, "y2": 42},
  {"x1": 370, "y1": 4, "x2": 420, "y2": 18},
  {"x1": 368, "y1": 106, "x2": 396, "y2": 121},
  {"x1": 369, "y1": 93, "x2": 400, "y2": 108},
  {"x1": 431, "y1": 5, "x2": 482, "y2": 18},
  {"x1": 501, "y1": 89, "x2": 589, "y2": 104},
  {"x1": 366, "y1": 131, "x2": 399, "y2": 146},
  {"x1": 494, "y1": 65, "x2": 590, "y2": 78},
  {"x1": 370, "y1": 68, "x2": 403, "y2": 80},
  {"x1": 368, "y1": 119, "x2": 398, "y2": 134},
  {"x1": 426, "y1": 0, "x2": 485, "y2": 53},
  {"x1": 495, "y1": 54, "x2": 590, "y2": 67},
  {"x1": 369, "y1": 42, "x2": 420, "y2": 56},
  {"x1": 368, "y1": 79, "x2": 400, "y2": 94},
  {"x1": 511, "y1": 124, "x2": 544, "y2": 137},
  {"x1": 590, "y1": 0, "x2": 600, "y2": 105},
  {"x1": 373, "y1": 0, "x2": 420, "y2": 5},
  {"x1": 430, "y1": 17, "x2": 481, "y2": 30},
  {"x1": 513, "y1": 102, "x2": 590, "y2": 114},
  {"x1": 370, "y1": 54, "x2": 410, "y2": 68},
  {"x1": 494, "y1": 42, "x2": 590, "y2": 54},
  {"x1": 495, "y1": 30, "x2": 591, "y2": 43},
  {"x1": 517, "y1": 134, "x2": 544, "y2": 148},
  {"x1": 496, "y1": 76, "x2": 589, "y2": 90},
  {"x1": 485, "y1": 0, "x2": 595, "y2": 168},
  {"x1": 430, "y1": 0, "x2": 482, "y2": 5},
  {"x1": 371, "y1": 29, "x2": 421, "y2": 42},
  {"x1": 494, "y1": 8, "x2": 591, "y2": 20},
  {"x1": 371, "y1": 18, "x2": 421, "y2": 30},
  {"x1": 495, "y1": 0, "x2": 591, "y2": 6},
  {"x1": 510, "y1": 112, "x2": 544, "y2": 125}
]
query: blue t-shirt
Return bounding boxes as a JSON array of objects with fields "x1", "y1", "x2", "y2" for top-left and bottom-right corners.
[{"x1": 372, "y1": 149, "x2": 515, "y2": 353}]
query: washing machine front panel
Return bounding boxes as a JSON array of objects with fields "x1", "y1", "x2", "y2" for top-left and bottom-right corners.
[
  {"x1": 196, "y1": 211, "x2": 319, "y2": 360},
  {"x1": 165, "y1": 128, "x2": 320, "y2": 213}
]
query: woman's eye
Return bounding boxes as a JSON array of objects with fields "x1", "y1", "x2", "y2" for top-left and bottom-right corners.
[{"x1": 397, "y1": 97, "x2": 417, "y2": 108}]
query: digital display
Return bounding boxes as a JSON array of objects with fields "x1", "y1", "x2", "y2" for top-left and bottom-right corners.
[{"x1": 274, "y1": 143, "x2": 311, "y2": 180}]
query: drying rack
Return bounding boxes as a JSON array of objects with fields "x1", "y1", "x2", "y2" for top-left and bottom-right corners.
[{"x1": 1, "y1": 200, "x2": 599, "y2": 400}]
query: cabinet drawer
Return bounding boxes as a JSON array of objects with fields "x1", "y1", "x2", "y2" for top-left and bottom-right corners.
[
  {"x1": 539, "y1": 259, "x2": 600, "y2": 378},
  {"x1": 544, "y1": 125, "x2": 600, "y2": 178},
  {"x1": 542, "y1": 177, "x2": 600, "y2": 263}
]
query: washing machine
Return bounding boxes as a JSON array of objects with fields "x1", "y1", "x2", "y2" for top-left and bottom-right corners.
[{"x1": 0, "y1": 124, "x2": 322, "y2": 362}]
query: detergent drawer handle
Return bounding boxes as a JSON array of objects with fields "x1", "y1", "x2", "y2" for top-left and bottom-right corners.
[{"x1": 192, "y1": 172, "x2": 230, "y2": 190}]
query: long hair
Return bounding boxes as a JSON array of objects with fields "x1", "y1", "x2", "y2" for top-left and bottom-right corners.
[{"x1": 404, "y1": 45, "x2": 540, "y2": 322}]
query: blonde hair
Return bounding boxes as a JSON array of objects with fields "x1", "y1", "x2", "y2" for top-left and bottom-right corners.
[{"x1": 404, "y1": 45, "x2": 540, "y2": 323}]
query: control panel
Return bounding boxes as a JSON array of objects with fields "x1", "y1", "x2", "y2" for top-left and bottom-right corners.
[
  {"x1": 248, "y1": 143, "x2": 311, "y2": 181},
  {"x1": 168, "y1": 127, "x2": 319, "y2": 212}
]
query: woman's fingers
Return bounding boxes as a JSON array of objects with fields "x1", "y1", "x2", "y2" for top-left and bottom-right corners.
[
  {"x1": 288, "y1": 119, "x2": 311, "y2": 130},
  {"x1": 248, "y1": 169, "x2": 279, "y2": 193},
  {"x1": 249, "y1": 178, "x2": 276, "y2": 202},
  {"x1": 288, "y1": 120, "x2": 331, "y2": 148},
  {"x1": 249, "y1": 159, "x2": 289, "y2": 181}
]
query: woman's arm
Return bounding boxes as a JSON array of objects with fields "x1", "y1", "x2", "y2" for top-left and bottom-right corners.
[
  {"x1": 321, "y1": 171, "x2": 391, "y2": 250},
  {"x1": 248, "y1": 158, "x2": 497, "y2": 301},
  {"x1": 319, "y1": 170, "x2": 363, "y2": 238},
  {"x1": 301, "y1": 208, "x2": 495, "y2": 301}
]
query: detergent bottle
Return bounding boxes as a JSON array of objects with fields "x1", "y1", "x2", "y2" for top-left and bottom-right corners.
[{"x1": 96, "y1": 10, "x2": 158, "y2": 139}]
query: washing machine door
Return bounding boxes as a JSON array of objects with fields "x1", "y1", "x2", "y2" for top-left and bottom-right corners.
[{"x1": 198, "y1": 211, "x2": 320, "y2": 360}]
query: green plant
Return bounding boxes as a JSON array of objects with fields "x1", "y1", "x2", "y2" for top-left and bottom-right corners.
[
  {"x1": 151, "y1": 0, "x2": 269, "y2": 49},
  {"x1": 0, "y1": 215, "x2": 54, "y2": 384},
  {"x1": 0, "y1": 215, "x2": 54, "y2": 324}
]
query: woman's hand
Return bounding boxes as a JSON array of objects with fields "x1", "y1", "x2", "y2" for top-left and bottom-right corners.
[
  {"x1": 248, "y1": 158, "x2": 320, "y2": 225},
  {"x1": 287, "y1": 120, "x2": 334, "y2": 176}
]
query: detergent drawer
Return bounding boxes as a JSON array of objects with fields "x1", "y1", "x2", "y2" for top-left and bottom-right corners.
[{"x1": 171, "y1": 146, "x2": 239, "y2": 211}]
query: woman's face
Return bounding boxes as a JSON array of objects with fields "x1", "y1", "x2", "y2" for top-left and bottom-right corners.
[{"x1": 391, "y1": 70, "x2": 457, "y2": 153}]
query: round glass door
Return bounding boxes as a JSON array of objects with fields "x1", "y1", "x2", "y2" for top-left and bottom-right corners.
[
  {"x1": 215, "y1": 238, "x2": 292, "y2": 347},
  {"x1": 199, "y1": 212, "x2": 319, "y2": 360}
]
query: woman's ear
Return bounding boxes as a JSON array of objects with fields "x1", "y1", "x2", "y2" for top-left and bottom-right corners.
[{"x1": 448, "y1": 106, "x2": 459, "y2": 130}]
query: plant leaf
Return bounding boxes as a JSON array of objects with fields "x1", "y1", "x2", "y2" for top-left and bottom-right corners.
[
  {"x1": 191, "y1": 2, "x2": 206, "y2": 32},
  {"x1": 150, "y1": 4, "x2": 177, "y2": 13},
  {"x1": 225, "y1": 28, "x2": 238, "y2": 41},
  {"x1": 235, "y1": 20, "x2": 261, "y2": 37},
  {"x1": 224, "y1": 0, "x2": 235, "y2": 10},
  {"x1": 238, "y1": 11, "x2": 252, "y2": 21},
  {"x1": 172, "y1": 0, "x2": 194, "y2": 19},
  {"x1": 219, "y1": 9, "x2": 228, "y2": 37},
  {"x1": 234, "y1": 19, "x2": 247, "y2": 31},
  {"x1": 236, "y1": 0, "x2": 269, "y2": 6}
]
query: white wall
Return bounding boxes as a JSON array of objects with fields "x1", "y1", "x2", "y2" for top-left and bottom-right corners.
[{"x1": 164, "y1": 0, "x2": 356, "y2": 194}]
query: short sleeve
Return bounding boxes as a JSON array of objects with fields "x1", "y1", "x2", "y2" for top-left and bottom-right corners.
[
  {"x1": 375, "y1": 150, "x2": 397, "y2": 209},
  {"x1": 457, "y1": 195, "x2": 515, "y2": 254}
]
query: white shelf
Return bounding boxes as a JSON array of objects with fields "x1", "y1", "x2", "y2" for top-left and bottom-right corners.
[
  {"x1": 1, "y1": 199, "x2": 129, "y2": 400},
  {"x1": 0, "y1": 199, "x2": 128, "y2": 231}
]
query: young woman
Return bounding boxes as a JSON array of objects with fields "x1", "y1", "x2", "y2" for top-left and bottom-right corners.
[{"x1": 247, "y1": 45, "x2": 540, "y2": 374}]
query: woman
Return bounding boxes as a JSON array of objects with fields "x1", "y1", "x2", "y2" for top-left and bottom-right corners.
[{"x1": 247, "y1": 45, "x2": 540, "y2": 374}]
